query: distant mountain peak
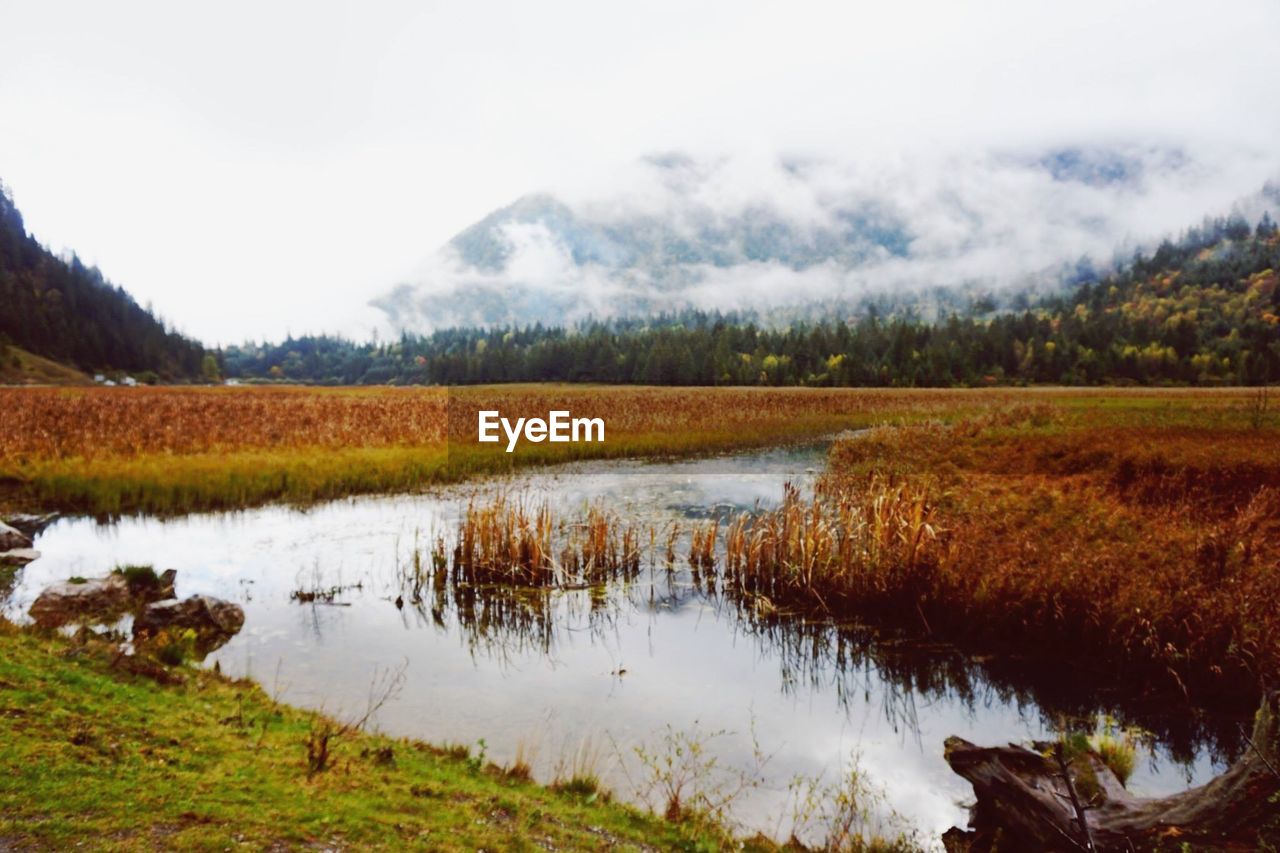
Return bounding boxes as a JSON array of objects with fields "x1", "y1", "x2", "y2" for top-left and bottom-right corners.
[
  {"x1": 1033, "y1": 145, "x2": 1190, "y2": 188},
  {"x1": 375, "y1": 145, "x2": 1278, "y2": 332}
]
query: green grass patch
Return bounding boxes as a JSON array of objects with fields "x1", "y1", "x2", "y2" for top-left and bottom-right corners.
[{"x1": 0, "y1": 622, "x2": 734, "y2": 850}]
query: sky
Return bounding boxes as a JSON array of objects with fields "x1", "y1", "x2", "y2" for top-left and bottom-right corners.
[{"x1": 2, "y1": 0, "x2": 1279, "y2": 343}]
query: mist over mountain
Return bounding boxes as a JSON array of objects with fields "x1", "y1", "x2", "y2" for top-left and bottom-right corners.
[{"x1": 373, "y1": 144, "x2": 1277, "y2": 332}]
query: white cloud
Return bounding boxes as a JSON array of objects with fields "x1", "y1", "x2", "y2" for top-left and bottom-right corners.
[
  {"x1": 380, "y1": 143, "x2": 1278, "y2": 331},
  {"x1": 1, "y1": 0, "x2": 1278, "y2": 340}
]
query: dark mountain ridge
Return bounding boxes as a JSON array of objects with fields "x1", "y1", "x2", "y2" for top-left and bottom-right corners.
[{"x1": 0, "y1": 181, "x2": 206, "y2": 381}]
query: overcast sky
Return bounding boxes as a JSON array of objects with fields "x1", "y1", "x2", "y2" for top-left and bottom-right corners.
[{"x1": 2, "y1": 0, "x2": 1278, "y2": 343}]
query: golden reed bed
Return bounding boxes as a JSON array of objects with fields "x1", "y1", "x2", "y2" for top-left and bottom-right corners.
[{"x1": 0, "y1": 383, "x2": 1266, "y2": 514}]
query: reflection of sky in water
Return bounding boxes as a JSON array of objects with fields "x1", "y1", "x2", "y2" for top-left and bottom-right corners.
[{"x1": 5, "y1": 445, "x2": 1227, "y2": 845}]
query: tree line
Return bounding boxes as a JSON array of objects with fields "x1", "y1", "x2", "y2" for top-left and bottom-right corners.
[{"x1": 222, "y1": 213, "x2": 1280, "y2": 387}]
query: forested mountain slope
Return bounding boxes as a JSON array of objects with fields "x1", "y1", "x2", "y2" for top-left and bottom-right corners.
[
  {"x1": 223, "y1": 213, "x2": 1280, "y2": 387},
  {"x1": 0, "y1": 182, "x2": 205, "y2": 380}
]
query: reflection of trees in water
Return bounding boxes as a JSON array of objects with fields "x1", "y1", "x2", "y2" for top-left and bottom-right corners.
[
  {"x1": 399, "y1": 575, "x2": 629, "y2": 667},
  {"x1": 392, "y1": 546, "x2": 1245, "y2": 768},
  {"x1": 730, "y1": 604, "x2": 1247, "y2": 767},
  {"x1": 642, "y1": 564, "x2": 713, "y2": 613}
]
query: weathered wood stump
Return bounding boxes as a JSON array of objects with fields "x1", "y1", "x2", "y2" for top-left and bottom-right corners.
[{"x1": 943, "y1": 692, "x2": 1280, "y2": 851}]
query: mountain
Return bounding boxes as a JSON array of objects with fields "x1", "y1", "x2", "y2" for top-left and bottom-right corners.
[
  {"x1": 373, "y1": 146, "x2": 1277, "y2": 332},
  {"x1": 0, "y1": 181, "x2": 206, "y2": 381},
  {"x1": 225, "y1": 209, "x2": 1280, "y2": 387}
]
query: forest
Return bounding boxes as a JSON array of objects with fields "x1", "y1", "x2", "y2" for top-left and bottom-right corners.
[
  {"x1": 221, "y1": 213, "x2": 1280, "y2": 387},
  {"x1": 0, "y1": 182, "x2": 207, "y2": 380}
]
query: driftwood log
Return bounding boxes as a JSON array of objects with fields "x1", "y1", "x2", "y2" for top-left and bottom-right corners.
[{"x1": 942, "y1": 692, "x2": 1280, "y2": 851}]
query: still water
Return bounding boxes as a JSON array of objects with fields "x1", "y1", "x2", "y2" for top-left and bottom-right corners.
[{"x1": 3, "y1": 444, "x2": 1231, "y2": 845}]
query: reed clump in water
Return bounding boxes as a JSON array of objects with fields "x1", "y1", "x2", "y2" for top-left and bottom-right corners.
[
  {"x1": 451, "y1": 495, "x2": 642, "y2": 588},
  {"x1": 723, "y1": 480, "x2": 939, "y2": 615},
  {"x1": 688, "y1": 520, "x2": 719, "y2": 585},
  {"x1": 563, "y1": 506, "x2": 643, "y2": 582},
  {"x1": 452, "y1": 496, "x2": 557, "y2": 585}
]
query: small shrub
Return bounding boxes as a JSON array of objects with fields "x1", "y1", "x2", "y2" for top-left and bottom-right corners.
[
  {"x1": 552, "y1": 736, "x2": 609, "y2": 803},
  {"x1": 360, "y1": 744, "x2": 396, "y2": 767},
  {"x1": 505, "y1": 734, "x2": 540, "y2": 781},
  {"x1": 112, "y1": 565, "x2": 161, "y2": 597},
  {"x1": 1090, "y1": 719, "x2": 1146, "y2": 787},
  {"x1": 504, "y1": 760, "x2": 533, "y2": 782},
  {"x1": 302, "y1": 661, "x2": 407, "y2": 778},
  {"x1": 146, "y1": 628, "x2": 198, "y2": 667},
  {"x1": 441, "y1": 742, "x2": 472, "y2": 762},
  {"x1": 553, "y1": 774, "x2": 602, "y2": 799},
  {"x1": 631, "y1": 723, "x2": 764, "y2": 829},
  {"x1": 787, "y1": 750, "x2": 918, "y2": 851},
  {"x1": 306, "y1": 719, "x2": 334, "y2": 777},
  {"x1": 466, "y1": 738, "x2": 488, "y2": 774}
]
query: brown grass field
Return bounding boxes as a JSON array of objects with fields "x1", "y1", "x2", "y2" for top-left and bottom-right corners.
[
  {"x1": 0, "y1": 384, "x2": 1121, "y2": 514},
  {"x1": 0, "y1": 383, "x2": 1269, "y2": 517}
]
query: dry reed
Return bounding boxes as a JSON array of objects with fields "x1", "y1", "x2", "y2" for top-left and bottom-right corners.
[{"x1": 451, "y1": 495, "x2": 641, "y2": 588}]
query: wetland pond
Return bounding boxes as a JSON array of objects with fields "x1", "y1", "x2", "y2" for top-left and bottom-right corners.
[{"x1": 3, "y1": 442, "x2": 1243, "y2": 845}]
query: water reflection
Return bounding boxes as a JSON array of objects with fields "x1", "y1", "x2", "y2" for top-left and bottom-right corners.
[
  {"x1": 2, "y1": 445, "x2": 1243, "y2": 840},
  {"x1": 730, "y1": 612, "x2": 1248, "y2": 768}
]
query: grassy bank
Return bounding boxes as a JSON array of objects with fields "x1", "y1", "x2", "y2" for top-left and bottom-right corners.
[
  {"x1": 0, "y1": 619, "x2": 737, "y2": 850},
  {"x1": 0, "y1": 345, "x2": 91, "y2": 387},
  {"x1": 0, "y1": 384, "x2": 1265, "y2": 516}
]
